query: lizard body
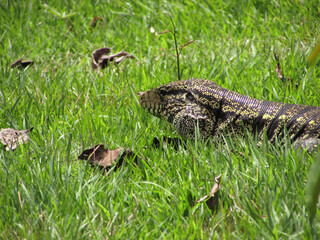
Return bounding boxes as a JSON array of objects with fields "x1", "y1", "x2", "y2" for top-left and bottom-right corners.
[{"x1": 139, "y1": 79, "x2": 320, "y2": 150}]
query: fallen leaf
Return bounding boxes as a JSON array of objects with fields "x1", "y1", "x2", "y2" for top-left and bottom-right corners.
[
  {"x1": 114, "y1": 54, "x2": 134, "y2": 64},
  {"x1": 78, "y1": 144, "x2": 138, "y2": 173},
  {"x1": 10, "y1": 58, "x2": 23, "y2": 68},
  {"x1": 274, "y1": 53, "x2": 297, "y2": 88},
  {"x1": 107, "y1": 51, "x2": 135, "y2": 64},
  {"x1": 90, "y1": 17, "x2": 101, "y2": 28},
  {"x1": 0, "y1": 127, "x2": 34, "y2": 151},
  {"x1": 156, "y1": 29, "x2": 171, "y2": 35},
  {"x1": 92, "y1": 47, "x2": 111, "y2": 69},
  {"x1": 274, "y1": 53, "x2": 284, "y2": 80},
  {"x1": 197, "y1": 174, "x2": 221, "y2": 212},
  {"x1": 11, "y1": 58, "x2": 34, "y2": 70},
  {"x1": 20, "y1": 61, "x2": 34, "y2": 68},
  {"x1": 180, "y1": 40, "x2": 195, "y2": 50},
  {"x1": 92, "y1": 48, "x2": 135, "y2": 70}
]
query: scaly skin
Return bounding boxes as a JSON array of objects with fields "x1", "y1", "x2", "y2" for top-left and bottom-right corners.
[{"x1": 139, "y1": 79, "x2": 320, "y2": 150}]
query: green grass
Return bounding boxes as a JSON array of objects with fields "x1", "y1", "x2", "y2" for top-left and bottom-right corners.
[{"x1": 1, "y1": 0, "x2": 320, "y2": 239}]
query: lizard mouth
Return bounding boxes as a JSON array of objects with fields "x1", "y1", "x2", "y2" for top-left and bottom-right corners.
[{"x1": 138, "y1": 91, "x2": 163, "y2": 116}]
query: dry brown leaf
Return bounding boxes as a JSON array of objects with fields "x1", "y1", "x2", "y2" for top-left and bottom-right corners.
[
  {"x1": 156, "y1": 29, "x2": 171, "y2": 35},
  {"x1": 180, "y1": 40, "x2": 195, "y2": 50},
  {"x1": 11, "y1": 58, "x2": 34, "y2": 70},
  {"x1": 90, "y1": 17, "x2": 101, "y2": 28},
  {"x1": 274, "y1": 53, "x2": 284, "y2": 80},
  {"x1": 11, "y1": 58, "x2": 23, "y2": 68},
  {"x1": 0, "y1": 127, "x2": 34, "y2": 151},
  {"x1": 114, "y1": 55, "x2": 134, "y2": 64},
  {"x1": 78, "y1": 144, "x2": 137, "y2": 173},
  {"x1": 92, "y1": 48, "x2": 135, "y2": 70},
  {"x1": 274, "y1": 53, "x2": 298, "y2": 88},
  {"x1": 20, "y1": 61, "x2": 34, "y2": 68},
  {"x1": 92, "y1": 48, "x2": 111, "y2": 69},
  {"x1": 197, "y1": 174, "x2": 221, "y2": 212}
]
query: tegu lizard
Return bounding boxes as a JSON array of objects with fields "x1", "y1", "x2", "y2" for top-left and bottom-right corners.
[{"x1": 138, "y1": 79, "x2": 320, "y2": 151}]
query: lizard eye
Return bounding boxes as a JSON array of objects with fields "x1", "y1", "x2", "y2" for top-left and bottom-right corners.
[
  {"x1": 158, "y1": 90, "x2": 166, "y2": 100},
  {"x1": 186, "y1": 92, "x2": 195, "y2": 102}
]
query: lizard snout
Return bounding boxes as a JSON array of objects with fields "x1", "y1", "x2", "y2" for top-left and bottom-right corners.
[
  {"x1": 137, "y1": 92, "x2": 145, "y2": 97},
  {"x1": 138, "y1": 90, "x2": 163, "y2": 116}
]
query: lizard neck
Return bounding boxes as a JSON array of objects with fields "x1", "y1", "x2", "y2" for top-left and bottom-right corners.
[{"x1": 209, "y1": 86, "x2": 275, "y2": 135}]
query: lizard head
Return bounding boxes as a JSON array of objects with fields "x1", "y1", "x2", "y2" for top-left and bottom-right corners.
[{"x1": 138, "y1": 79, "x2": 216, "y2": 138}]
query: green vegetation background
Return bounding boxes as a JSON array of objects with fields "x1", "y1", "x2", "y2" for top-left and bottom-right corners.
[{"x1": 0, "y1": 0, "x2": 319, "y2": 239}]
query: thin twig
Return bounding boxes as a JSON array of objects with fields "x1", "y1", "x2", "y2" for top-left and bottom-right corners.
[{"x1": 168, "y1": 14, "x2": 181, "y2": 80}]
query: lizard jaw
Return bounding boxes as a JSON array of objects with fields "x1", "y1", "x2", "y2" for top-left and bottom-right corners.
[{"x1": 138, "y1": 91, "x2": 163, "y2": 117}]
